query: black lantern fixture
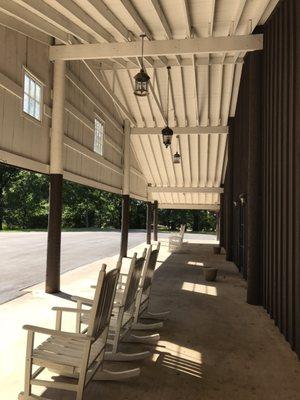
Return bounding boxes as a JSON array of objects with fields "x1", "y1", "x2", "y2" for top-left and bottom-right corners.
[
  {"x1": 162, "y1": 66, "x2": 173, "y2": 148},
  {"x1": 134, "y1": 34, "x2": 150, "y2": 97},
  {"x1": 173, "y1": 135, "x2": 181, "y2": 164}
]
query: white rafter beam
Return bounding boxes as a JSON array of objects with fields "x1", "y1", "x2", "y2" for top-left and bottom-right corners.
[
  {"x1": 150, "y1": 0, "x2": 181, "y2": 65},
  {"x1": 120, "y1": 0, "x2": 152, "y2": 39},
  {"x1": 0, "y1": 0, "x2": 69, "y2": 42},
  {"x1": 149, "y1": 186, "x2": 223, "y2": 193},
  {"x1": 0, "y1": 10, "x2": 51, "y2": 44},
  {"x1": 182, "y1": 0, "x2": 192, "y2": 38},
  {"x1": 88, "y1": 0, "x2": 133, "y2": 41},
  {"x1": 54, "y1": 0, "x2": 115, "y2": 42},
  {"x1": 99, "y1": 56, "x2": 244, "y2": 70},
  {"x1": 83, "y1": 61, "x2": 136, "y2": 126},
  {"x1": 209, "y1": 0, "x2": 216, "y2": 36},
  {"x1": 12, "y1": 0, "x2": 94, "y2": 43},
  {"x1": 49, "y1": 35, "x2": 263, "y2": 61},
  {"x1": 158, "y1": 203, "x2": 219, "y2": 210},
  {"x1": 131, "y1": 126, "x2": 228, "y2": 135}
]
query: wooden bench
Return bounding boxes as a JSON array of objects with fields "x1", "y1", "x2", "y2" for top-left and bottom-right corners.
[
  {"x1": 18, "y1": 264, "x2": 139, "y2": 400},
  {"x1": 168, "y1": 224, "x2": 186, "y2": 252}
]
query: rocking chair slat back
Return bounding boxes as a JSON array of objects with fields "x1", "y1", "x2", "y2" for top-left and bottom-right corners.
[
  {"x1": 142, "y1": 242, "x2": 161, "y2": 292},
  {"x1": 88, "y1": 265, "x2": 119, "y2": 340},
  {"x1": 124, "y1": 251, "x2": 146, "y2": 312}
]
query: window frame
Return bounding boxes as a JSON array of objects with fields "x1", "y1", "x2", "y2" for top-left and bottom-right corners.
[
  {"x1": 22, "y1": 67, "x2": 44, "y2": 124},
  {"x1": 93, "y1": 115, "x2": 105, "y2": 156}
]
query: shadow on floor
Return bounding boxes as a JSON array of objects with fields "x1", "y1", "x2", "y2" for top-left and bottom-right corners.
[{"x1": 33, "y1": 243, "x2": 300, "y2": 400}]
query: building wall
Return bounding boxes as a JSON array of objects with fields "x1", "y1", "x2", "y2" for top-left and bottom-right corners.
[
  {"x1": 222, "y1": 0, "x2": 300, "y2": 357},
  {"x1": 0, "y1": 25, "x2": 147, "y2": 200}
]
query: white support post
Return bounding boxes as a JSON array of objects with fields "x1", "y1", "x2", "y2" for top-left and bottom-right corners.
[
  {"x1": 50, "y1": 60, "x2": 66, "y2": 174},
  {"x1": 123, "y1": 119, "x2": 131, "y2": 195},
  {"x1": 46, "y1": 59, "x2": 66, "y2": 293},
  {"x1": 120, "y1": 119, "x2": 131, "y2": 258}
]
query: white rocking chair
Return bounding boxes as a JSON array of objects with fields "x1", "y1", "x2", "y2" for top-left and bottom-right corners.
[
  {"x1": 74, "y1": 251, "x2": 160, "y2": 363},
  {"x1": 133, "y1": 242, "x2": 170, "y2": 323},
  {"x1": 18, "y1": 264, "x2": 139, "y2": 400},
  {"x1": 168, "y1": 224, "x2": 186, "y2": 252}
]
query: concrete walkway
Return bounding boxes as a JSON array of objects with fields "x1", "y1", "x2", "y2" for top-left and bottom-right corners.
[{"x1": 1, "y1": 241, "x2": 299, "y2": 400}]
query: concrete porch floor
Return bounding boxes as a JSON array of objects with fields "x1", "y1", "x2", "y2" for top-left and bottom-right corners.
[{"x1": 1, "y1": 241, "x2": 300, "y2": 400}]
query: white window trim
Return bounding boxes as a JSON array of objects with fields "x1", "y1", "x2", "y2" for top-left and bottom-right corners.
[
  {"x1": 22, "y1": 67, "x2": 44, "y2": 124},
  {"x1": 94, "y1": 115, "x2": 105, "y2": 156}
]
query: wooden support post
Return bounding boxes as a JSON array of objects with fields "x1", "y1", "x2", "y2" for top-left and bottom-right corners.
[
  {"x1": 219, "y1": 193, "x2": 224, "y2": 248},
  {"x1": 247, "y1": 51, "x2": 263, "y2": 305},
  {"x1": 225, "y1": 119, "x2": 234, "y2": 261},
  {"x1": 120, "y1": 195, "x2": 129, "y2": 258},
  {"x1": 216, "y1": 211, "x2": 220, "y2": 241},
  {"x1": 46, "y1": 59, "x2": 65, "y2": 293},
  {"x1": 146, "y1": 202, "x2": 152, "y2": 244},
  {"x1": 153, "y1": 200, "x2": 158, "y2": 241},
  {"x1": 120, "y1": 119, "x2": 130, "y2": 258}
]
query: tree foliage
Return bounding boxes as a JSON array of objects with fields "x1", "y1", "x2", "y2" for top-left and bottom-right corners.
[{"x1": 0, "y1": 164, "x2": 216, "y2": 232}]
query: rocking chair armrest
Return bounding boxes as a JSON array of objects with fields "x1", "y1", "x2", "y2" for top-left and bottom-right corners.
[
  {"x1": 52, "y1": 306, "x2": 91, "y2": 314},
  {"x1": 23, "y1": 325, "x2": 93, "y2": 341},
  {"x1": 71, "y1": 296, "x2": 94, "y2": 305}
]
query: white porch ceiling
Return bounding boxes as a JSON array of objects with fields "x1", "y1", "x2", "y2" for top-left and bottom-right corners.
[{"x1": 0, "y1": 0, "x2": 279, "y2": 210}]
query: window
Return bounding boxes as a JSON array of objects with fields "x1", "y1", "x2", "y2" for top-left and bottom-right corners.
[
  {"x1": 94, "y1": 117, "x2": 104, "y2": 155},
  {"x1": 23, "y1": 71, "x2": 42, "y2": 121}
]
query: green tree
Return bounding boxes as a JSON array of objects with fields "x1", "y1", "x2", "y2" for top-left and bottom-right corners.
[
  {"x1": 0, "y1": 164, "x2": 19, "y2": 229},
  {"x1": 4, "y1": 171, "x2": 49, "y2": 229}
]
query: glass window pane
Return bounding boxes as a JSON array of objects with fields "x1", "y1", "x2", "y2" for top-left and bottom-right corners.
[
  {"x1": 23, "y1": 94, "x2": 29, "y2": 113},
  {"x1": 23, "y1": 71, "x2": 43, "y2": 120},
  {"x1": 29, "y1": 79, "x2": 35, "y2": 98},
  {"x1": 24, "y1": 74, "x2": 30, "y2": 94},
  {"x1": 35, "y1": 84, "x2": 41, "y2": 102},
  {"x1": 34, "y1": 102, "x2": 40, "y2": 120},
  {"x1": 29, "y1": 98, "x2": 35, "y2": 116}
]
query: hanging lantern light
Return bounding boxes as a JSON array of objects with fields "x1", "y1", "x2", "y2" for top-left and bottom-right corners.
[
  {"x1": 173, "y1": 151, "x2": 181, "y2": 163},
  {"x1": 173, "y1": 135, "x2": 181, "y2": 163},
  {"x1": 134, "y1": 34, "x2": 150, "y2": 96},
  {"x1": 162, "y1": 66, "x2": 173, "y2": 148},
  {"x1": 162, "y1": 126, "x2": 173, "y2": 148}
]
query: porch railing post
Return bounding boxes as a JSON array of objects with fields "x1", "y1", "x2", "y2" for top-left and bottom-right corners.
[
  {"x1": 46, "y1": 59, "x2": 66, "y2": 293},
  {"x1": 120, "y1": 119, "x2": 130, "y2": 258}
]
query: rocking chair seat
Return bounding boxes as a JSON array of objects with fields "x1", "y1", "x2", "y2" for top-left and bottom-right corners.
[{"x1": 33, "y1": 334, "x2": 106, "y2": 372}]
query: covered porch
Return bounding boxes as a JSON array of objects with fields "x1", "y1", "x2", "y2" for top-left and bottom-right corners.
[
  {"x1": 0, "y1": 0, "x2": 300, "y2": 398},
  {"x1": 1, "y1": 240, "x2": 299, "y2": 400}
]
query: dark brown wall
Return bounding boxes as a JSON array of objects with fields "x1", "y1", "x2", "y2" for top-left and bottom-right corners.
[{"x1": 222, "y1": 0, "x2": 300, "y2": 357}]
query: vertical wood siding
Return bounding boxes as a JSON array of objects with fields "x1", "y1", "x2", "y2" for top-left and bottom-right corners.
[{"x1": 222, "y1": 0, "x2": 300, "y2": 357}]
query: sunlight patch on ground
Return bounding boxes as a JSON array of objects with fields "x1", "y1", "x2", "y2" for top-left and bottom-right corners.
[
  {"x1": 181, "y1": 282, "x2": 217, "y2": 296},
  {"x1": 187, "y1": 261, "x2": 204, "y2": 267},
  {"x1": 153, "y1": 341, "x2": 202, "y2": 378}
]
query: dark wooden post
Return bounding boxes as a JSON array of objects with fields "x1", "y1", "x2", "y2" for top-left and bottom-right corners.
[
  {"x1": 120, "y1": 194, "x2": 129, "y2": 257},
  {"x1": 247, "y1": 50, "x2": 263, "y2": 305},
  {"x1": 216, "y1": 211, "x2": 220, "y2": 241},
  {"x1": 225, "y1": 118, "x2": 234, "y2": 261},
  {"x1": 146, "y1": 201, "x2": 152, "y2": 244},
  {"x1": 219, "y1": 193, "x2": 224, "y2": 248},
  {"x1": 45, "y1": 59, "x2": 65, "y2": 293},
  {"x1": 153, "y1": 200, "x2": 158, "y2": 241},
  {"x1": 46, "y1": 174, "x2": 63, "y2": 293}
]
